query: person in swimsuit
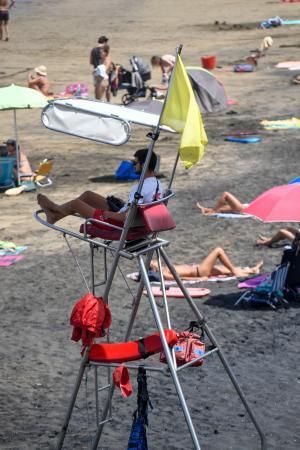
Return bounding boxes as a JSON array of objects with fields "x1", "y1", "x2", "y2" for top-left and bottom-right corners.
[
  {"x1": 4, "y1": 138, "x2": 33, "y2": 181},
  {"x1": 151, "y1": 247, "x2": 263, "y2": 280},
  {"x1": 256, "y1": 226, "x2": 299, "y2": 247},
  {"x1": 27, "y1": 65, "x2": 52, "y2": 96},
  {"x1": 196, "y1": 191, "x2": 248, "y2": 215},
  {"x1": 0, "y1": 0, "x2": 15, "y2": 41},
  {"x1": 151, "y1": 54, "x2": 175, "y2": 84},
  {"x1": 94, "y1": 44, "x2": 112, "y2": 101},
  {"x1": 37, "y1": 149, "x2": 163, "y2": 225}
]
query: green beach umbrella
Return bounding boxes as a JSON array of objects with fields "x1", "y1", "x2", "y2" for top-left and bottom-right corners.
[{"x1": 0, "y1": 84, "x2": 48, "y2": 185}]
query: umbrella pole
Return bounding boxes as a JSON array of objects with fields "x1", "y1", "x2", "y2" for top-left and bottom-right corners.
[{"x1": 13, "y1": 109, "x2": 21, "y2": 186}]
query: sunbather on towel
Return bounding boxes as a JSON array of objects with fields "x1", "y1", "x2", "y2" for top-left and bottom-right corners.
[
  {"x1": 196, "y1": 191, "x2": 247, "y2": 215},
  {"x1": 256, "y1": 226, "x2": 299, "y2": 246},
  {"x1": 151, "y1": 247, "x2": 263, "y2": 280},
  {"x1": 37, "y1": 148, "x2": 163, "y2": 224}
]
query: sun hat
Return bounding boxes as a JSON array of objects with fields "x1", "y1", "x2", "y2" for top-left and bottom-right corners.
[
  {"x1": 3, "y1": 139, "x2": 16, "y2": 146},
  {"x1": 34, "y1": 65, "x2": 47, "y2": 76}
]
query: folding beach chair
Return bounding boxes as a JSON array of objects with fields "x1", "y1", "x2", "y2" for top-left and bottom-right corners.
[
  {"x1": 32, "y1": 158, "x2": 54, "y2": 187},
  {"x1": 0, "y1": 157, "x2": 15, "y2": 190},
  {"x1": 235, "y1": 263, "x2": 290, "y2": 309}
]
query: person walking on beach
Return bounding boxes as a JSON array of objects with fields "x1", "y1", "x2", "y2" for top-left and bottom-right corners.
[
  {"x1": 0, "y1": 0, "x2": 15, "y2": 41},
  {"x1": 90, "y1": 35, "x2": 110, "y2": 99},
  {"x1": 37, "y1": 149, "x2": 163, "y2": 225}
]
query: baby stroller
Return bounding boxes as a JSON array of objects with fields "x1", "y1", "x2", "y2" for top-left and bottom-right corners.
[{"x1": 116, "y1": 56, "x2": 154, "y2": 105}]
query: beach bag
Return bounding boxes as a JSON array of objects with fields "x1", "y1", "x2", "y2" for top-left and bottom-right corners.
[
  {"x1": 115, "y1": 160, "x2": 140, "y2": 181},
  {"x1": 160, "y1": 322, "x2": 205, "y2": 367}
]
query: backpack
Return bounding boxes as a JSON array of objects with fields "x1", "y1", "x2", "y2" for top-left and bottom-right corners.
[{"x1": 115, "y1": 160, "x2": 140, "y2": 181}]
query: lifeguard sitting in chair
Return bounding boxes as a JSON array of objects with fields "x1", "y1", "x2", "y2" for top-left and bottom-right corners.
[{"x1": 37, "y1": 148, "x2": 162, "y2": 226}]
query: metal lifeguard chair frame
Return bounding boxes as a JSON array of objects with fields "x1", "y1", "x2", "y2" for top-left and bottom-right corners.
[{"x1": 35, "y1": 48, "x2": 266, "y2": 450}]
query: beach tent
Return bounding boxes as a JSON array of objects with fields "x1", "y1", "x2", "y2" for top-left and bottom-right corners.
[
  {"x1": 127, "y1": 67, "x2": 228, "y2": 115},
  {"x1": 186, "y1": 66, "x2": 228, "y2": 113},
  {"x1": 0, "y1": 84, "x2": 48, "y2": 185}
]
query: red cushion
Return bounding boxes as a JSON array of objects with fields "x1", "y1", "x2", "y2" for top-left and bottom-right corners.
[
  {"x1": 89, "y1": 329, "x2": 178, "y2": 363},
  {"x1": 79, "y1": 223, "x2": 149, "y2": 241}
]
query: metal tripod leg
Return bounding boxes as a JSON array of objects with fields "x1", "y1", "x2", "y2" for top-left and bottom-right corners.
[
  {"x1": 139, "y1": 255, "x2": 201, "y2": 450},
  {"x1": 159, "y1": 247, "x2": 267, "y2": 450},
  {"x1": 56, "y1": 348, "x2": 89, "y2": 450}
]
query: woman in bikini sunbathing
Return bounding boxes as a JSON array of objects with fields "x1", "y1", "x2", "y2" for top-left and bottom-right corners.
[
  {"x1": 196, "y1": 191, "x2": 248, "y2": 215},
  {"x1": 151, "y1": 247, "x2": 263, "y2": 280}
]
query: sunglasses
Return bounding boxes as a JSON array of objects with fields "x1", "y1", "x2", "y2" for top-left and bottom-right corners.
[{"x1": 132, "y1": 160, "x2": 140, "y2": 166}]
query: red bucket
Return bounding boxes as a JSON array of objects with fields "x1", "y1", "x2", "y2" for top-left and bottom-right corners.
[{"x1": 201, "y1": 55, "x2": 216, "y2": 70}]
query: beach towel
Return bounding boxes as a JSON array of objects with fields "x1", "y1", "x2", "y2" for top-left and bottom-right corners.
[
  {"x1": 208, "y1": 212, "x2": 252, "y2": 219},
  {"x1": 0, "y1": 255, "x2": 24, "y2": 266},
  {"x1": 143, "y1": 286, "x2": 211, "y2": 298},
  {"x1": 276, "y1": 61, "x2": 300, "y2": 70},
  {"x1": 225, "y1": 136, "x2": 261, "y2": 143},
  {"x1": 261, "y1": 118, "x2": 300, "y2": 130},
  {"x1": 0, "y1": 245, "x2": 27, "y2": 256},
  {"x1": 238, "y1": 273, "x2": 270, "y2": 289}
]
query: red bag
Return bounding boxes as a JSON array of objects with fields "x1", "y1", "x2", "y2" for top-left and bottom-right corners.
[{"x1": 160, "y1": 322, "x2": 205, "y2": 367}]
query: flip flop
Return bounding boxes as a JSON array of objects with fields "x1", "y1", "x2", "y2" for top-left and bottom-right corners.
[{"x1": 4, "y1": 185, "x2": 25, "y2": 196}]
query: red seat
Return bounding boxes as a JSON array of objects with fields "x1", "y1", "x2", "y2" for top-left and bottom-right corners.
[
  {"x1": 89, "y1": 329, "x2": 178, "y2": 363},
  {"x1": 79, "y1": 223, "x2": 148, "y2": 241},
  {"x1": 80, "y1": 202, "x2": 176, "y2": 241}
]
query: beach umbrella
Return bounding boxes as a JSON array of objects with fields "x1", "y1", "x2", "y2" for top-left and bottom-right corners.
[
  {"x1": 0, "y1": 84, "x2": 48, "y2": 185},
  {"x1": 243, "y1": 184, "x2": 300, "y2": 222}
]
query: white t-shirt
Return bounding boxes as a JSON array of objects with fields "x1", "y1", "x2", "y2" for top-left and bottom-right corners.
[{"x1": 119, "y1": 177, "x2": 163, "y2": 213}]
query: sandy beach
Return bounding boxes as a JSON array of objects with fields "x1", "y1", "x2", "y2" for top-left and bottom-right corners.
[{"x1": 1, "y1": 0, "x2": 300, "y2": 449}]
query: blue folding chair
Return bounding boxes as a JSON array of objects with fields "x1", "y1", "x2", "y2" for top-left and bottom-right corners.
[
  {"x1": 235, "y1": 263, "x2": 290, "y2": 309},
  {"x1": 0, "y1": 157, "x2": 15, "y2": 190}
]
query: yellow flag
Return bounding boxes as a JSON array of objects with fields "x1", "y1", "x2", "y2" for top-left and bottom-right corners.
[{"x1": 160, "y1": 55, "x2": 208, "y2": 169}]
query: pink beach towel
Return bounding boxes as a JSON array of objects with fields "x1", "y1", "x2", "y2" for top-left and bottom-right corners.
[
  {"x1": 143, "y1": 286, "x2": 211, "y2": 298},
  {"x1": 0, "y1": 255, "x2": 24, "y2": 266}
]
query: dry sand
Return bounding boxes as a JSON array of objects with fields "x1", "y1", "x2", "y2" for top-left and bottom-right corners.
[{"x1": 1, "y1": 0, "x2": 300, "y2": 449}]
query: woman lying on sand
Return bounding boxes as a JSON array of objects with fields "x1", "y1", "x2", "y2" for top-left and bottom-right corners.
[
  {"x1": 256, "y1": 226, "x2": 299, "y2": 246},
  {"x1": 151, "y1": 247, "x2": 263, "y2": 280},
  {"x1": 196, "y1": 191, "x2": 248, "y2": 215}
]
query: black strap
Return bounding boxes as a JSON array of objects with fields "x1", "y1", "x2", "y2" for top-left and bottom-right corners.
[{"x1": 138, "y1": 338, "x2": 152, "y2": 359}]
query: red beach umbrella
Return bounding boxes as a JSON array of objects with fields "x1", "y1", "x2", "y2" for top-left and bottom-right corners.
[{"x1": 244, "y1": 184, "x2": 300, "y2": 222}]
